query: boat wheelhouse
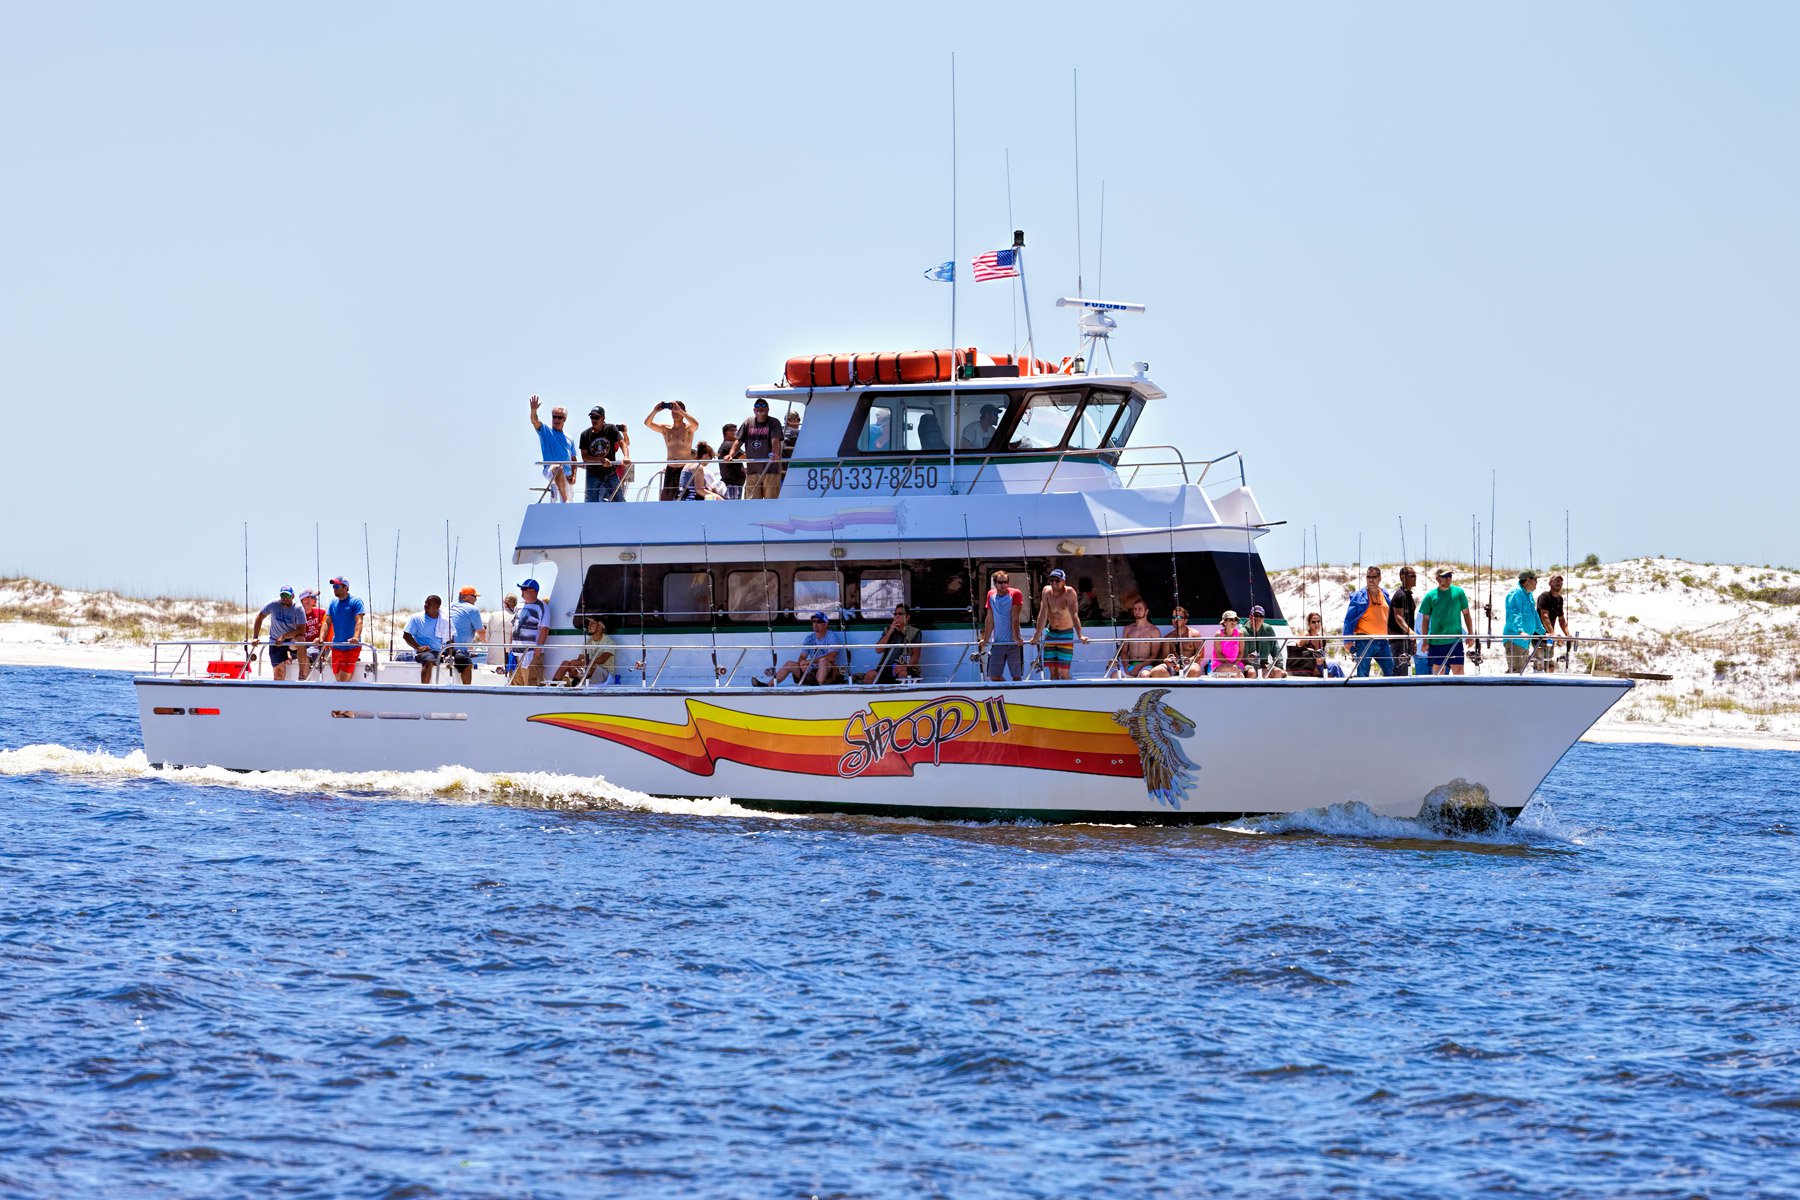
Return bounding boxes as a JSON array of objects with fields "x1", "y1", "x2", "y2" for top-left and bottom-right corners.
[{"x1": 520, "y1": 358, "x2": 1283, "y2": 688}]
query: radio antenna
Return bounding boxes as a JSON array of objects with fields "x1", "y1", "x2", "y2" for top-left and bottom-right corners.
[
  {"x1": 1073, "y1": 69, "x2": 1083, "y2": 299},
  {"x1": 1006, "y1": 147, "x2": 1018, "y2": 357},
  {"x1": 1097, "y1": 181, "x2": 1106, "y2": 299}
]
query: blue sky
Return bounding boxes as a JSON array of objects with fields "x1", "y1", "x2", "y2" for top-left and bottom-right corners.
[{"x1": 3, "y1": 2, "x2": 1795, "y2": 602}]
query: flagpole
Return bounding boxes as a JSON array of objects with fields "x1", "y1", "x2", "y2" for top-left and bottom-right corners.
[
  {"x1": 948, "y1": 51, "x2": 960, "y2": 489},
  {"x1": 1014, "y1": 229, "x2": 1036, "y2": 365}
]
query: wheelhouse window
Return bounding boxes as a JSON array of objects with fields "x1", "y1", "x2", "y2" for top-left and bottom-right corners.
[
  {"x1": 1006, "y1": 390, "x2": 1082, "y2": 451},
  {"x1": 1068, "y1": 390, "x2": 1129, "y2": 451},
  {"x1": 845, "y1": 394, "x2": 970, "y2": 457},
  {"x1": 793, "y1": 569, "x2": 842, "y2": 618},
  {"x1": 726, "y1": 570, "x2": 778, "y2": 621},
  {"x1": 1105, "y1": 395, "x2": 1144, "y2": 450},
  {"x1": 661, "y1": 571, "x2": 713, "y2": 623}
]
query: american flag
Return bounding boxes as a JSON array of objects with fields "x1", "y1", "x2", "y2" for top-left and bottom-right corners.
[{"x1": 972, "y1": 247, "x2": 1019, "y2": 282}]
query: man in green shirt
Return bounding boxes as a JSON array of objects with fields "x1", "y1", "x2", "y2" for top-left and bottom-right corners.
[
  {"x1": 1242, "y1": 605, "x2": 1285, "y2": 678},
  {"x1": 1417, "y1": 567, "x2": 1475, "y2": 675}
]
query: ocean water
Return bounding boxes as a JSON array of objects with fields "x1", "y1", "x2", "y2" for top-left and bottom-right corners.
[{"x1": 1, "y1": 666, "x2": 1797, "y2": 1199}]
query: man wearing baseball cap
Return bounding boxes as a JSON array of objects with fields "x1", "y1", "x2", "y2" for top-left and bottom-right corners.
[
  {"x1": 1243, "y1": 605, "x2": 1286, "y2": 679},
  {"x1": 509, "y1": 579, "x2": 550, "y2": 685},
  {"x1": 1503, "y1": 570, "x2": 1546, "y2": 675},
  {"x1": 730, "y1": 399, "x2": 784, "y2": 500},
  {"x1": 1417, "y1": 567, "x2": 1474, "y2": 675},
  {"x1": 756, "y1": 611, "x2": 843, "y2": 686},
  {"x1": 252, "y1": 585, "x2": 308, "y2": 681},
  {"x1": 579, "y1": 406, "x2": 629, "y2": 503},
  {"x1": 297, "y1": 588, "x2": 326, "y2": 680},
  {"x1": 447, "y1": 586, "x2": 487, "y2": 684},
  {"x1": 325, "y1": 577, "x2": 366, "y2": 682},
  {"x1": 1033, "y1": 568, "x2": 1089, "y2": 680}
]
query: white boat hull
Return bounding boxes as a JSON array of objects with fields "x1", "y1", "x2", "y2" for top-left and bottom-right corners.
[{"x1": 135, "y1": 675, "x2": 1630, "y2": 824}]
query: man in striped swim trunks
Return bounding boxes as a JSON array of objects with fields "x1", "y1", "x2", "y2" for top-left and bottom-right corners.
[{"x1": 1033, "y1": 569, "x2": 1089, "y2": 680}]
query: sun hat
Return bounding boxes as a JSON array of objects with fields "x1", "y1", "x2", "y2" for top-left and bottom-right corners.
[{"x1": 1221, "y1": 610, "x2": 1239, "y2": 621}]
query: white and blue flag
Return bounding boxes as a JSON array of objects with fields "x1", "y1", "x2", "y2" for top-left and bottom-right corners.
[{"x1": 923, "y1": 260, "x2": 955, "y2": 283}]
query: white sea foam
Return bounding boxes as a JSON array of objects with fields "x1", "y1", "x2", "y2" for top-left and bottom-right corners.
[
  {"x1": 1218, "y1": 796, "x2": 1583, "y2": 847},
  {"x1": 0, "y1": 743, "x2": 786, "y2": 820}
]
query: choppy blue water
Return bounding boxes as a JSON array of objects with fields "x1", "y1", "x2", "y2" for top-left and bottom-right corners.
[{"x1": 2, "y1": 665, "x2": 1798, "y2": 1198}]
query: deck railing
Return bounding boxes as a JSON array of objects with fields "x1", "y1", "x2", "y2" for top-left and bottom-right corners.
[
  {"x1": 528, "y1": 443, "x2": 1241, "y2": 503},
  {"x1": 147, "y1": 632, "x2": 1617, "y2": 687}
]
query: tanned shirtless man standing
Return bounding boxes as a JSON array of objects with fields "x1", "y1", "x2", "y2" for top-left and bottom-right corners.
[
  {"x1": 1033, "y1": 568, "x2": 1090, "y2": 680},
  {"x1": 643, "y1": 401, "x2": 699, "y2": 501}
]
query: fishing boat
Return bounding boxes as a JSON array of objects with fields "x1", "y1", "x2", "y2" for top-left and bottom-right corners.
[{"x1": 135, "y1": 297, "x2": 1629, "y2": 825}]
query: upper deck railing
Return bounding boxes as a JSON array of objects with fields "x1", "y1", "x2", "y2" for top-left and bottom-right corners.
[{"x1": 530, "y1": 446, "x2": 1250, "y2": 504}]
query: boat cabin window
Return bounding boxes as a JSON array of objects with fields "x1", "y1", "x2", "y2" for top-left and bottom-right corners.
[
  {"x1": 661, "y1": 571, "x2": 713, "y2": 623},
  {"x1": 1005, "y1": 390, "x2": 1082, "y2": 451},
  {"x1": 858, "y1": 570, "x2": 909, "y2": 619},
  {"x1": 956, "y1": 398, "x2": 1011, "y2": 451},
  {"x1": 1105, "y1": 395, "x2": 1144, "y2": 450},
  {"x1": 851, "y1": 397, "x2": 952, "y2": 454},
  {"x1": 726, "y1": 570, "x2": 779, "y2": 621},
  {"x1": 793, "y1": 569, "x2": 842, "y2": 618},
  {"x1": 844, "y1": 394, "x2": 1006, "y2": 457},
  {"x1": 1068, "y1": 390, "x2": 1130, "y2": 451}
]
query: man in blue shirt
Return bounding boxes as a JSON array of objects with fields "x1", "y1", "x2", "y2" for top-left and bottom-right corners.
[
  {"x1": 325, "y1": 576, "x2": 366, "y2": 682},
  {"x1": 447, "y1": 585, "x2": 487, "y2": 685},
  {"x1": 528, "y1": 394, "x2": 577, "y2": 502},
  {"x1": 403, "y1": 594, "x2": 449, "y2": 684},
  {"x1": 756, "y1": 612, "x2": 844, "y2": 686},
  {"x1": 1503, "y1": 571, "x2": 1546, "y2": 674}
]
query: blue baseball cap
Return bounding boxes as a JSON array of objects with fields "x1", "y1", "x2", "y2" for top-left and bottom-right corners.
[
  {"x1": 521, "y1": 578, "x2": 541, "y2": 590},
  {"x1": 278, "y1": 585, "x2": 294, "y2": 597},
  {"x1": 809, "y1": 611, "x2": 827, "y2": 621},
  {"x1": 1048, "y1": 568, "x2": 1066, "y2": 581}
]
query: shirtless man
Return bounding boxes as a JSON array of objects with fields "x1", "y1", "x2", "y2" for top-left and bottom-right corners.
[
  {"x1": 1161, "y1": 607, "x2": 1207, "y2": 678},
  {"x1": 1116, "y1": 600, "x2": 1168, "y2": 678},
  {"x1": 643, "y1": 401, "x2": 700, "y2": 501},
  {"x1": 1032, "y1": 568, "x2": 1090, "y2": 680}
]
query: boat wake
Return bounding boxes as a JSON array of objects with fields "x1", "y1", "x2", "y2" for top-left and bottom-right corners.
[
  {"x1": 0, "y1": 743, "x2": 788, "y2": 820},
  {"x1": 1219, "y1": 795, "x2": 1583, "y2": 848}
]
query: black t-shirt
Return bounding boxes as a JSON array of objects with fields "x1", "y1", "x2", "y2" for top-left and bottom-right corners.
[
  {"x1": 1388, "y1": 586, "x2": 1416, "y2": 637},
  {"x1": 1538, "y1": 592, "x2": 1564, "y2": 631},
  {"x1": 739, "y1": 416, "x2": 780, "y2": 461},
  {"x1": 579, "y1": 424, "x2": 622, "y2": 471},
  {"x1": 718, "y1": 435, "x2": 746, "y2": 485}
]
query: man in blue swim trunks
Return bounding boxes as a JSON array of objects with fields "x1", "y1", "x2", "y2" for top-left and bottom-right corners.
[{"x1": 1033, "y1": 569, "x2": 1089, "y2": 680}]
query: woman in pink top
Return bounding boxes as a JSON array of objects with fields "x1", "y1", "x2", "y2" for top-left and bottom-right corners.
[{"x1": 1207, "y1": 610, "x2": 1248, "y2": 677}]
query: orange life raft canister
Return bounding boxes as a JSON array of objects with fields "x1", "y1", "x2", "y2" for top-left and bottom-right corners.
[{"x1": 783, "y1": 349, "x2": 971, "y2": 388}]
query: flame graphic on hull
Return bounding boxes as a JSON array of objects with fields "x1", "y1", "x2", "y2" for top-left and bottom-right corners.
[{"x1": 528, "y1": 696, "x2": 1145, "y2": 781}]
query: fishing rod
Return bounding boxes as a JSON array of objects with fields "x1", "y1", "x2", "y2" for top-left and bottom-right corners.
[
  {"x1": 1018, "y1": 516, "x2": 1040, "y2": 678},
  {"x1": 961, "y1": 514, "x2": 982, "y2": 680}
]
